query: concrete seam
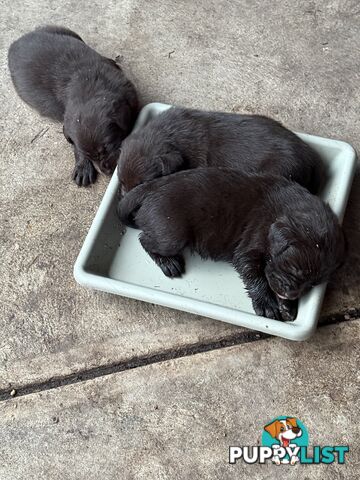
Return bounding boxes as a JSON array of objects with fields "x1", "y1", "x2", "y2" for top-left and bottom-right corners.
[{"x1": 0, "y1": 309, "x2": 358, "y2": 402}]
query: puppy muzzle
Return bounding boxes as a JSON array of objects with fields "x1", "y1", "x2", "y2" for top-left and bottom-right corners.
[{"x1": 275, "y1": 291, "x2": 300, "y2": 301}]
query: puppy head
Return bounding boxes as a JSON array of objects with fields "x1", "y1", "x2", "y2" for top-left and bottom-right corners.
[
  {"x1": 265, "y1": 205, "x2": 346, "y2": 301},
  {"x1": 118, "y1": 135, "x2": 184, "y2": 194},
  {"x1": 64, "y1": 98, "x2": 134, "y2": 175}
]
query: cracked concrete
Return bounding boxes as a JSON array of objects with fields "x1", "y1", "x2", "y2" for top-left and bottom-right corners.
[{"x1": 0, "y1": 322, "x2": 359, "y2": 479}]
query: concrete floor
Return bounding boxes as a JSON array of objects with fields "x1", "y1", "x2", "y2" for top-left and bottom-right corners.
[
  {"x1": 1, "y1": 322, "x2": 359, "y2": 479},
  {"x1": 0, "y1": 0, "x2": 359, "y2": 478}
]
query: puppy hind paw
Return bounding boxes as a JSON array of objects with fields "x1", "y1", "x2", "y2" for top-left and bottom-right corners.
[
  {"x1": 158, "y1": 255, "x2": 185, "y2": 278},
  {"x1": 278, "y1": 299, "x2": 298, "y2": 322},
  {"x1": 72, "y1": 162, "x2": 97, "y2": 187},
  {"x1": 264, "y1": 305, "x2": 282, "y2": 321},
  {"x1": 252, "y1": 298, "x2": 282, "y2": 321}
]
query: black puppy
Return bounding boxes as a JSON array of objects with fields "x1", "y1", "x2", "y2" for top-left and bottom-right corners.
[
  {"x1": 118, "y1": 168, "x2": 346, "y2": 321},
  {"x1": 8, "y1": 26, "x2": 138, "y2": 186},
  {"x1": 118, "y1": 107, "x2": 323, "y2": 194}
]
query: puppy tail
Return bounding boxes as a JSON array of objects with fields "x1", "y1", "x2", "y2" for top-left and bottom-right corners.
[{"x1": 117, "y1": 183, "x2": 153, "y2": 228}]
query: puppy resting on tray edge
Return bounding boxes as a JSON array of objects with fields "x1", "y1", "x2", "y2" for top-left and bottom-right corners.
[
  {"x1": 118, "y1": 168, "x2": 346, "y2": 321},
  {"x1": 118, "y1": 107, "x2": 324, "y2": 195}
]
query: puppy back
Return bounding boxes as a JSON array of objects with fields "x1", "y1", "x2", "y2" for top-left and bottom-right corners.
[
  {"x1": 8, "y1": 26, "x2": 88, "y2": 120},
  {"x1": 35, "y1": 25, "x2": 84, "y2": 42}
]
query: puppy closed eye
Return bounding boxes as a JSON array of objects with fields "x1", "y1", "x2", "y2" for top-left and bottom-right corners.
[
  {"x1": 97, "y1": 145, "x2": 107, "y2": 156},
  {"x1": 62, "y1": 126, "x2": 73, "y2": 145},
  {"x1": 64, "y1": 134, "x2": 74, "y2": 145}
]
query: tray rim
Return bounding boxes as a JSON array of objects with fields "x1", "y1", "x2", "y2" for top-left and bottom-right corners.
[{"x1": 74, "y1": 102, "x2": 357, "y2": 341}]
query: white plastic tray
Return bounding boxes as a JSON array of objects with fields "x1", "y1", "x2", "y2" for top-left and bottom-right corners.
[{"x1": 74, "y1": 103, "x2": 357, "y2": 340}]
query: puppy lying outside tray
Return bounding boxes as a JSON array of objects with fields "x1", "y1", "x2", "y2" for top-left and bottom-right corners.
[
  {"x1": 8, "y1": 26, "x2": 138, "y2": 186},
  {"x1": 74, "y1": 103, "x2": 357, "y2": 341}
]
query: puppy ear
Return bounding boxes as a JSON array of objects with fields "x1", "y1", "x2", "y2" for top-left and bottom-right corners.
[
  {"x1": 111, "y1": 100, "x2": 134, "y2": 138},
  {"x1": 108, "y1": 121, "x2": 122, "y2": 137},
  {"x1": 268, "y1": 219, "x2": 292, "y2": 257},
  {"x1": 160, "y1": 150, "x2": 184, "y2": 176}
]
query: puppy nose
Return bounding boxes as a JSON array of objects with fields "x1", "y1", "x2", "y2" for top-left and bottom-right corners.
[
  {"x1": 292, "y1": 427, "x2": 300, "y2": 434},
  {"x1": 101, "y1": 165, "x2": 113, "y2": 175},
  {"x1": 285, "y1": 292, "x2": 299, "y2": 300},
  {"x1": 282, "y1": 285, "x2": 300, "y2": 299}
]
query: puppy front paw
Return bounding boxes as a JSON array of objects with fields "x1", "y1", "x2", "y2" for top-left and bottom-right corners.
[
  {"x1": 278, "y1": 299, "x2": 298, "y2": 322},
  {"x1": 252, "y1": 295, "x2": 282, "y2": 321},
  {"x1": 72, "y1": 161, "x2": 97, "y2": 187}
]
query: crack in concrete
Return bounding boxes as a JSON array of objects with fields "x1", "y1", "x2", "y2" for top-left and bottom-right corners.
[{"x1": 0, "y1": 308, "x2": 358, "y2": 402}]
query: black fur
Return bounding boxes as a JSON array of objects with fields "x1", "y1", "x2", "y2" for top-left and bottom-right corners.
[
  {"x1": 118, "y1": 168, "x2": 346, "y2": 321},
  {"x1": 8, "y1": 26, "x2": 139, "y2": 186},
  {"x1": 118, "y1": 107, "x2": 324, "y2": 194}
]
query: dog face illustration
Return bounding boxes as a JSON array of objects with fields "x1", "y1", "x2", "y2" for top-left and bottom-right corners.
[{"x1": 264, "y1": 417, "x2": 302, "y2": 447}]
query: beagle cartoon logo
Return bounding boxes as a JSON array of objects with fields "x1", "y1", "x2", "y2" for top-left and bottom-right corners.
[
  {"x1": 262, "y1": 417, "x2": 307, "y2": 465},
  {"x1": 229, "y1": 416, "x2": 349, "y2": 465}
]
